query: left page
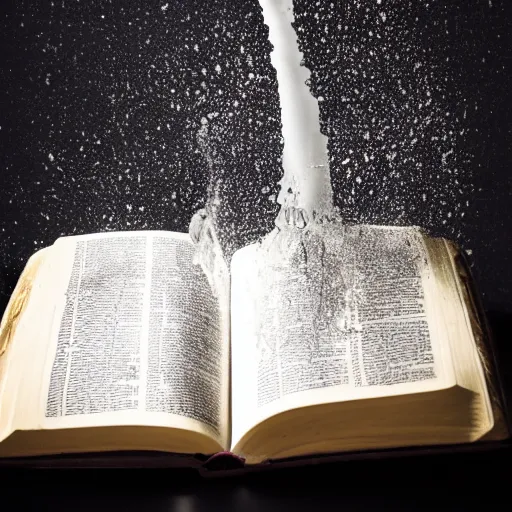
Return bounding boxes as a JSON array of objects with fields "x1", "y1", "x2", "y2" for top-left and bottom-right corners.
[{"x1": 9, "y1": 231, "x2": 230, "y2": 451}]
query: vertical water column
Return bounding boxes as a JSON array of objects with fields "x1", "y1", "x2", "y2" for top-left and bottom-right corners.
[{"x1": 258, "y1": 0, "x2": 335, "y2": 227}]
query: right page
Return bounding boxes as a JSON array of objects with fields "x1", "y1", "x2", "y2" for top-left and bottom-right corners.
[{"x1": 230, "y1": 224, "x2": 454, "y2": 449}]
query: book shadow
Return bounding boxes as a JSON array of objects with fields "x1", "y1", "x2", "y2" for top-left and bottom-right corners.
[{"x1": 486, "y1": 310, "x2": 512, "y2": 420}]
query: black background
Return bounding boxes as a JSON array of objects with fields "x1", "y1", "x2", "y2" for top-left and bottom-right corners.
[{"x1": 0, "y1": 0, "x2": 511, "y2": 508}]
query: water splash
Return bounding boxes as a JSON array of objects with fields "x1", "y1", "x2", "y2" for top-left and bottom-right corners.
[
  {"x1": 189, "y1": 121, "x2": 228, "y2": 297},
  {"x1": 259, "y1": 0, "x2": 336, "y2": 228}
]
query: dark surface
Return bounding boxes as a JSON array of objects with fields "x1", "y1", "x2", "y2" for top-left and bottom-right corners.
[
  {"x1": 0, "y1": 0, "x2": 511, "y2": 508},
  {"x1": 1, "y1": 446, "x2": 512, "y2": 510}
]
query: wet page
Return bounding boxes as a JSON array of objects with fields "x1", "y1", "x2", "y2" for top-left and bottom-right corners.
[{"x1": 231, "y1": 224, "x2": 449, "y2": 446}]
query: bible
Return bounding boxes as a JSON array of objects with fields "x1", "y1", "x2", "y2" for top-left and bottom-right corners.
[{"x1": 0, "y1": 225, "x2": 508, "y2": 466}]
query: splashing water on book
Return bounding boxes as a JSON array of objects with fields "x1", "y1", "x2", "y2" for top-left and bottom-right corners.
[
  {"x1": 252, "y1": 0, "x2": 356, "y2": 342},
  {"x1": 190, "y1": 0, "x2": 352, "y2": 340}
]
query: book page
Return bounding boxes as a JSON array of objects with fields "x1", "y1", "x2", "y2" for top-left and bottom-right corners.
[
  {"x1": 231, "y1": 224, "x2": 453, "y2": 447},
  {"x1": 0, "y1": 248, "x2": 50, "y2": 440},
  {"x1": 13, "y1": 231, "x2": 229, "y2": 449}
]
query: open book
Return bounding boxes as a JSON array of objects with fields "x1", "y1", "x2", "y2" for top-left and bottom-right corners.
[{"x1": 0, "y1": 226, "x2": 508, "y2": 465}]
